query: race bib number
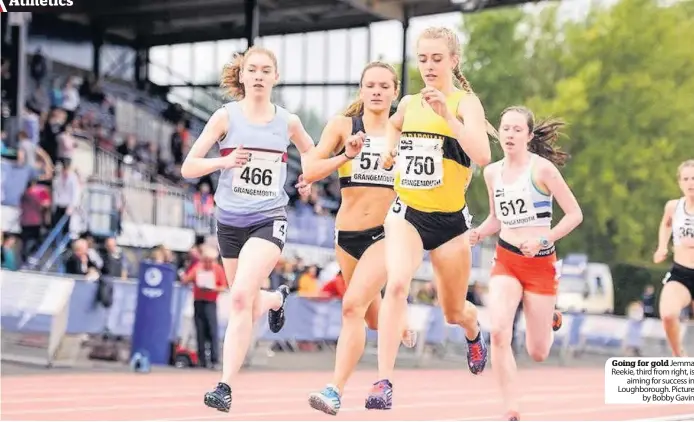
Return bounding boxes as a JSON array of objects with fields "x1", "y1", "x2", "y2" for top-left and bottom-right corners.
[
  {"x1": 397, "y1": 136, "x2": 443, "y2": 189},
  {"x1": 350, "y1": 136, "x2": 394, "y2": 186},
  {"x1": 495, "y1": 186, "x2": 536, "y2": 227},
  {"x1": 232, "y1": 150, "x2": 283, "y2": 199}
]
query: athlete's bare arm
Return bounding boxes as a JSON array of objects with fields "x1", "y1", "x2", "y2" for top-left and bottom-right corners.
[
  {"x1": 448, "y1": 94, "x2": 491, "y2": 167},
  {"x1": 380, "y1": 95, "x2": 411, "y2": 169},
  {"x1": 476, "y1": 163, "x2": 502, "y2": 239},
  {"x1": 181, "y1": 108, "x2": 237, "y2": 178},
  {"x1": 654, "y1": 199, "x2": 678, "y2": 262},
  {"x1": 301, "y1": 116, "x2": 352, "y2": 183},
  {"x1": 536, "y1": 158, "x2": 583, "y2": 244},
  {"x1": 288, "y1": 113, "x2": 315, "y2": 155}
]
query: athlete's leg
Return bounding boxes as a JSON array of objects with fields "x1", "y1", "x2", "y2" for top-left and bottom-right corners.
[
  {"x1": 203, "y1": 238, "x2": 283, "y2": 413},
  {"x1": 429, "y1": 233, "x2": 486, "y2": 374},
  {"x1": 488, "y1": 274, "x2": 524, "y2": 417},
  {"x1": 659, "y1": 280, "x2": 692, "y2": 357},
  {"x1": 309, "y1": 244, "x2": 389, "y2": 415},
  {"x1": 521, "y1": 292, "x2": 557, "y2": 362},
  {"x1": 331, "y1": 245, "x2": 387, "y2": 392},
  {"x1": 366, "y1": 215, "x2": 423, "y2": 410},
  {"x1": 251, "y1": 287, "x2": 286, "y2": 322}
]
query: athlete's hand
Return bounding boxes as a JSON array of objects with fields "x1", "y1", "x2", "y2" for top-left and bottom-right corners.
[
  {"x1": 468, "y1": 229, "x2": 481, "y2": 247},
  {"x1": 653, "y1": 247, "x2": 669, "y2": 264},
  {"x1": 344, "y1": 131, "x2": 366, "y2": 159},
  {"x1": 519, "y1": 238, "x2": 542, "y2": 258},
  {"x1": 421, "y1": 87, "x2": 450, "y2": 119},
  {"x1": 379, "y1": 148, "x2": 397, "y2": 170},
  {"x1": 223, "y1": 145, "x2": 250, "y2": 169},
  {"x1": 295, "y1": 174, "x2": 312, "y2": 196}
]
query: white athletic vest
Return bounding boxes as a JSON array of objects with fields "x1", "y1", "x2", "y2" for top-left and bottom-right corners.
[
  {"x1": 493, "y1": 155, "x2": 553, "y2": 229},
  {"x1": 672, "y1": 198, "x2": 694, "y2": 246}
]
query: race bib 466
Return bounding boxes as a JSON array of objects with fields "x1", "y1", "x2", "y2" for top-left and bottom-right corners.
[{"x1": 232, "y1": 150, "x2": 283, "y2": 199}]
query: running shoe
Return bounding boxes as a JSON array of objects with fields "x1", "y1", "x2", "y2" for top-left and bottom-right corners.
[
  {"x1": 308, "y1": 384, "x2": 341, "y2": 415},
  {"x1": 268, "y1": 285, "x2": 290, "y2": 333},
  {"x1": 504, "y1": 410, "x2": 521, "y2": 420},
  {"x1": 466, "y1": 324, "x2": 488, "y2": 375},
  {"x1": 401, "y1": 329, "x2": 418, "y2": 348},
  {"x1": 552, "y1": 310, "x2": 562, "y2": 332},
  {"x1": 204, "y1": 382, "x2": 232, "y2": 413},
  {"x1": 365, "y1": 379, "x2": 393, "y2": 410}
]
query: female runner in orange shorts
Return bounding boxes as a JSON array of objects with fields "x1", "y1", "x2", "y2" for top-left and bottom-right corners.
[{"x1": 469, "y1": 106, "x2": 583, "y2": 420}]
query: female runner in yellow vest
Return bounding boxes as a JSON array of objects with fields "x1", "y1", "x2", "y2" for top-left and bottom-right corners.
[
  {"x1": 365, "y1": 27, "x2": 494, "y2": 410},
  {"x1": 301, "y1": 62, "x2": 415, "y2": 415}
]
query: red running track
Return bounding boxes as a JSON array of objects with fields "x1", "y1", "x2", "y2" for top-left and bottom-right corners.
[{"x1": 1, "y1": 367, "x2": 692, "y2": 421}]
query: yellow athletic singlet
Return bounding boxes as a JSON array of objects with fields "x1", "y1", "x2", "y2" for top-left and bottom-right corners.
[{"x1": 395, "y1": 91, "x2": 472, "y2": 213}]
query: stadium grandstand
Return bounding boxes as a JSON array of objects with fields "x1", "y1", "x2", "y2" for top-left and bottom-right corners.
[{"x1": 2, "y1": 1, "x2": 694, "y2": 420}]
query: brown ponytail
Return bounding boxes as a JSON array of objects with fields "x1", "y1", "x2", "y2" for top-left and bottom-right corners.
[
  {"x1": 220, "y1": 46, "x2": 279, "y2": 100},
  {"x1": 343, "y1": 99, "x2": 365, "y2": 117},
  {"x1": 453, "y1": 65, "x2": 498, "y2": 139},
  {"x1": 502, "y1": 106, "x2": 570, "y2": 167},
  {"x1": 529, "y1": 118, "x2": 569, "y2": 167}
]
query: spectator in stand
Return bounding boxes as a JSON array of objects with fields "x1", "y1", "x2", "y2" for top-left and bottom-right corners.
[
  {"x1": 22, "y1": 104, "x2": 40, "y2": 146},
  {"x1": 61, "y1": 77, "x2": 80, "y2": 124},
  {"x1": 52, "y1": 159, "x2": 81, "y2": 238},
  {"x1": 41, "y1": 108, "x2": 67, "y2": 166},
  {"x1": 49, "y1": 77, "x2": 63, "y2": 109},
  {"x1": 82, "y1": 233, "x2": 104, "y2": 272},
  {"x1": 150, "y1": 246, "x2": 167, "y2": 264},
  {"x1": 295, "y1": 184, "x2": 324, "y2": 216},
  {"x1": 136, "y1": 140, "x2": 160, "y2": 176},
  {"x1": 16, "y1": 130, "x2": 37, "y2": 171},
  {"x1": 320, "y1": 271, "x2": 347, "y2": 299},
  {"x1": 297, "y1": 265, "x2": 320, "y2": 297},
  {"x1": 26, "y1": 87, "x2": 49, "y2": 123},
  {"x1": 56, "y1": 122, "x2": 76, "y2": 165},
  {"x1": 101, "y1": 237, "x2": 129, "y2": 280},
  {"x1": 170, "y1": 120, "x2": 190, "y2": 166},
  {"x1": 117, "y1": 134, "x2": 138, "y2": 172},
  {"x1": 79, "y1": 74, "x2": 107, "y2": 105},
  {"x1": 1, "y1": 233, "x2": 18, "y2": 270},
  {"x1": 193, "y1": 182, "x2": 215, "y2": 217},
  {"x1": 641, "y1": 284, "x2": 656, "y2": 318},
  {"x1": 29, "y1": 48, "x2": 47, "y2": 90},
  {"x1": 180, "y1": 245, "x2": 228, "y2": 369},
  {"x1": 64, "y1": 238, "x2": 99, "y2": 279},
  {"x1": 19, "y1": 178, "x2": 50, "y2": 259}
]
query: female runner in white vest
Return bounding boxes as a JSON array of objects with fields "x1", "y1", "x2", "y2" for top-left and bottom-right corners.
[
  {"x1": 653, "y1": 159, "x2": 694, "y2": 357},
  {"x1": 469, "y1": 106, "x2": 583, "y2": 420},
  {"x1": 181, "y1": 46, "x2": 315, "y2": 413}
]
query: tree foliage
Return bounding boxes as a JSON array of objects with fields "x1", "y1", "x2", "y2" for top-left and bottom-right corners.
[{"x1": 448, "y1": 0, "x2": 694, "y2": 265}]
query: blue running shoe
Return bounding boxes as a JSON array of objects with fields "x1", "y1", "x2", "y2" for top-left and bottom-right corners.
[
  {"x1": 365, "y1": 379, "x2": 393, "y2": 410},
  {"x1": 466, "y1": 325, "x2": 488, "y2": 375},
  {"x1": 204, "y1": 382, "x2": 232, "y2": 413},
  {"x1": 308, "y1": 385, "x2": 341, "y2": 415}
]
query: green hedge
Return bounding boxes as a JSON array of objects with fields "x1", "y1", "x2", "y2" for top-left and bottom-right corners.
[{"x1": 611, "y1": 263, "x2": 667, "y2": 316}]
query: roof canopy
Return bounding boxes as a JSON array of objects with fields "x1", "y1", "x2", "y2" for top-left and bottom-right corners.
[{"x1": 29, "y1": 0, "x2": 538, "y2": 47}]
